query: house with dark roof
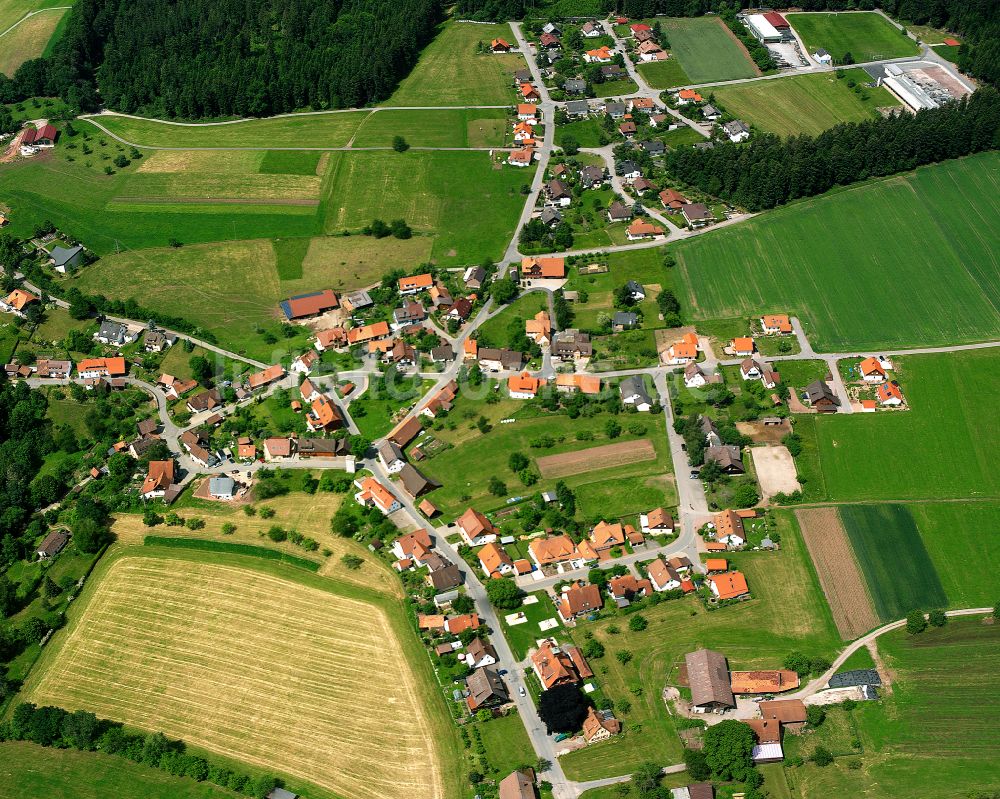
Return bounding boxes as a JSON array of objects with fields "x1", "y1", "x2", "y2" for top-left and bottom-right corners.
[
  {"x1": 619, "y1": 375, "x2": 652, "y2": 411},
  {"x1": 95, "y1": 320, "x2": 136, "y2": 347},
  {"x1": 686, "y1": 648, "x2": 735, "y2": 710},
  {"x1": 804, "y1": 380, "x2": 840, "y2": 412},
  {"x1": 48, "y1": 244, "x2": 84, "y2": 273},
  {"x1": 564, "y1": 78, "x2": 587, "y2": 94},
  {"x1": 612, "y1": 311, "x2": 638, "y2": 332},
  {"x1": 465, "y1": 667, "x2": 509, "y2": 711}
]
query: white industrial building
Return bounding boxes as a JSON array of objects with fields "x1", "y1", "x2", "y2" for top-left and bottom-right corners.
[
  {"x1": 880, "y1": 64, "x2": 939, "y2": 111},
  {"x1": 744, "y1": 14, "x2": 784, "y2": 44}
]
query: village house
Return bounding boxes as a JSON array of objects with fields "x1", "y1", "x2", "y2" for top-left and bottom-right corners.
[
  {"x1": 740, "y1": 358, "x2": 763, "y2": 380},
  {"x1": 491, "y1": 38, "x2": 512, "y2": 53},
  {"x1": 632, "y1": 176, "x2": 657, "y2": 194},
  {"x1": 392, "y1": 300, "x2": 426, "y2": 330},
  {"x1": 391, "y1": 528, "x2": 433, "y2": 566},
  {"x1": 584, "y1": 45, "x2": 613, "y2": 63},
  {"x1": 77, "y1": 357, "x2": 127, "y2": 379},
  {"x1": 531, "y1": 639, "x2": 593, "y2": 689},
  {"x1": 464, "y1": 638, "x2": 499, "y2": 669},
  {"x1": 590, "y1": 520, "x2": 626, "y2": 552},
  {"x1": 422, "y1": 380, "x2": 458, "y2": 418},
  {"x1": 457, "y1": 507, "x2": 498, "y2": 547},
  {"x1": 141, "y1": 460, "x2": 175, "y2": 500},
  {"x1": 558, "y1": 582, "x2": 603, "y2": 622},
  {"x1": 354, "y1": 477, "x2": 401, "y2": 515},
  {"x1": 659, "y1": 188, "x2": 688, "y2": 210},
  {"x1": 263, "y1": 437, "x2": 294, "y2": 462},
  {"x1": 313, "y1": 327, "x2": 347, "y2": 352},
  {"x1": 95, "y1": 320, "x2": 136, "y2": 347},
  {"x1": 666, "y1": 340, "x2": 698, "y2": 365},
  {"x1": 398, "y1": 463, "x2": 437, "y2": 498},
  {"x1": 508, "y1": 372, "x2": 545, "y2": 399},
  {"x1": 581, "y1": 20, "x2": 601, "y2": 37},
  {"x1": 520, "y1": 83, "x2": 540, "y2": 102},
  {"x1": 479, "y1": 541, "x2": 514, "y2": 578},
  {"x1": 729, "y1": 336, "x2": 755, "y2": 357},
  {"x1": 626, "y1": 219, "x2": 665, "y2": 240},
  {"x1": 540, "y1": 207, "x2": 563, "y2": 228},
  {"x1": 47, "y1": 244, "x2": 83, "y2": 273},
  {"x1": 520, "y1": 256, "x2": 566, "y2": 280},
  {"x1": 647, "y1": 558, "x2": 685, "y2": 592},
  {"x1": 388, "y1": 416, "x2": 423, "y2": 447},
  {"x1": 619, "y1": 375, "x2": 653, "y2": 411},
  {"x1": 705, "y1": 558, "x2": 728, "y2": 573},
  {"x1": 722, "y1": 120, "x2": 751, "y2": 143},
  {"x1": 607, "y1": 574, "x2": 653, "y2": 605},
  {"x1": 290, "y1": 349, "x2": 318, "y2": 375},
  {"x1": 582, "y1": 707, "x2": 621, "y2": 743},
  {"x1": 555, "y1": 373, "x2": 601, "y2": 395},
  {"x1": 36, "y1": 531, "x2": 69, "y2": 560},
  {"x1": 341, "y1": 290, "x2": 373, "y2": 313},
  {"x1": 612, "y1": 311, "x2": 638, "y2": 332},
  {"x1": 760, "y1": 314, "x2": 792, "y2": 335},
  {"x1": 247, "y1": 364, "x2": 285, "y2": 391},
  {"x1": 525, "y1": 311, "x2": 552, "y2": 346},
  {"x1": 465, "y1": 667, "x2": 509, "y2": 712},
  {"x1": 804, "y1": 380, "x2": 840, "y2": 412},
  {"x1": 299, "y1": 378, "x2": 321, "y2": 403},
  {"x1": 551, "y1": 331, "x2": 592, "y2": 364},
  {"x1": 508, "y1": 147, "x2": 534, "y2": 167},
  {"x1": 713, "y1": 509, "x2": 746, "y2": 547},
  {"x1": 686, "y1": 648, "x2": 736, "y2": 710},
  {"x1": 463, "y1": 265, "x2": 486, "y2": 290},
  {"x1": 681, "y1": 202, "x2": 714, "y2": 229},
  {"x1": 640, "y1": 507, "x2": 674, "y2": 534},
  {"x1": 377, "y1": 440, "x2": 406, "y2": 473},
  {"x1": 279, "y1": 289, "x2": 338, "y2": 321},
  {"x1": 499, "y1": 770, "x2": 535, "y2": 799},
  {"x1": 398, "y1": 273, "x2": 433, "y2": 295},
  {"x1": 708, "y1": 571, "x2": 751, "y2": 601},
  {"x1": 529, "y1": 535, "x2": 596, "y2": 570},
  {"x1": 143, "y1": 330, "x2": 176, "y2": 352},
  {"x1": 580, "y1": 165, "x2": 605, "y2": 189},
  {"x1": 186, "y1": 388, "x2": 222, "y2": 414},
  {"x1": 859, "y1": 356, "x2": 887, "y2": 383},
  {"x1": 545, "y1": 179, "x2": 572, "y2": 207},
  {"x1": 676, "y1": 88, "x2": 703, "y2": 105},
  {"x1": 619, "y1": 120, "x2": 637, "y2": 138},
  {"x1": 237, "y1": 437, "x2": 256, "y2": 460},
  {"x1": 35, "y1": 359, "x2": 72, "y2": 379},
  {"x1": 180, "y1": 429, "x2": 214, "y2": 467},
  {"x1": 427, "y1": 558, "x2": 463, "y2": 592},
  {"x1": 878, "y1": 380, "x2": 904, "y2": 406},
  {"x1": 684, "y1": 361, "x2": 706, "y2": 388},
  {"x1": 306, "y1": 395, "x2": 343, "y2": 432},
  {"x1": 446, "y1": 297, "x2": 473, "y2": 323},
  {"x1": 601, "y1": 64, "x2": 625, "y2": 79},
  {"x1": 347, "y1": 320, "x2": 390, "y2": 346}
]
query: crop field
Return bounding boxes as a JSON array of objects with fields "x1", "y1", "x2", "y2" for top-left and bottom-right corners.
[
  {"x1": 636, "y1": 58, "x2": 692, "y2": 90},
  {"x1": 536, "y1": 438, "x2": 657, "y2": 479},
  {"x1": 675, "y1": 154, "x2": 1000, "y2": 352},
  {"x1": 907, "y1": 502, "x2": 1000, "y2": 609},
  {"x1": 788, "y1": 12, "x2": 919, "y2": 63},
  {"x1": 321, "y1": 150, "x2": 531, "y2": 263},
  {"x1": 350, "y1": 108, "x2": 509, "y2": 148},
  {"x1": 814, "y1": 350, "x2": 1000, "y2": 502},
  {"x1": 710, "y1": 68, "x2": 900, "y2": 136},
  {"x1": 385, "y1": 21, "x2": 525, "y2": 106},
  {"x1": 84, "y1": 112, "x2": 368, "y2": 149},
  {"x1": 0, "y1": 6, "x2": 66, "y2": 75},
  {"x1": 839, "y1": 504, "x2": 946, "y2": 621},
  {"x1": 796, "y1": 507, "x2": 878, "y2": 639},
  {"x1": 23, "y1": 553, "x2": 450, "y2": 799},
  {"x1": 0, "y1": 742, "x2": 236, "y2": 799},
  {"x1": 560, "y1": 511, "x2": 839, "y2": 780},
  {"x1": 660, "y1": 17, "x2": 758, "y2": 83}
]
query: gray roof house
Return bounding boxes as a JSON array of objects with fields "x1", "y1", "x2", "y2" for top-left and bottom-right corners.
[
  {"x1": 431, "y1": 344, "x2": 454, "y2": 362},
  {"x1": 95, "y1": 319, "x2": 135, "y2": 346},
  {"x1": 704, "y1": 445, "x2": 744, "y2": 474},
  {"x1": 466, "y1": 666, "x2": 509, "y2": 710},
  {"x1": 686, "y1": 648, "x2": 735, "y2": 709},
  {"x1": 619, "y1": 375, "x2": 652, "y2": 410},
  {"x1": 804, "y1": 380, "x2": 840, "y2": 411},
  {"x1": 580, "y1": 165, "x2": 605, "y2": 189},
  {"x1": 640, "y1": 140, "x2": 665, "y2": 156},
  {"x1": 564, "y1": 79, "x2": 587, "y2": 94},
  {"x1": 209, "y1": 476, "x2": 236, "y2": 499},
  {"x1": 612, "y1": 311, "x2": 638, "y2": 331},
  {"x1": 540, "y1": 207, "x2": 563, "y2": 227},
  {"x1": 601, "y1": 64, "x2": 624, "y2": 79},
  {"x1": 605, "y1": 101, "x2": 626, "y2": 118},
  {"x1": 607, "y1": 201, "x2": 633, "y2": 222},
  {"x1": 565, "y1": 99, "x2": 589, "y2": 117},
  {"x1": 625, "y1": 280, "x2": 645, "y2": 300},
  {"x1": 48, "y1": 244, "x2": 84, "y2": 273}
]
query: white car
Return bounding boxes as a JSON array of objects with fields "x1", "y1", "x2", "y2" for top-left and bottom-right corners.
[{"x1": 519, "y1": 686, "x2": 526, "y2": 697}]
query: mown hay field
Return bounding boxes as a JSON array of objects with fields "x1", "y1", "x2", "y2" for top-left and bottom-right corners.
[
  {"x1": 350, "y1": 108, "x2": 509, "y2": 148},
  {"x1": 0, "y1": 7, "x2": 66, "y2": 76},
  {"x1": 839, "y1": 504, "x2": 946, "y2": 621},
  {"x1": 85, "y1": 112, "x2": 368, "y2": 149},
  {"x1": 675, "y1": 154, "x2": 1000, "y2": 352},
  {"x1": 796, "y1": 507, "x2": 878, "y2": 640},
  {"x1": 660, "y1": 17, "x2": 758, "y2": 83},
  {"x1": 787, "y1": 11, "x2": 919, "y2": 63},
  {"x1": 536, "y1": 439, "x2": 657, "y2": 479},
  {"x1": 710, "y1": 68, "x2": 900, "y2": 136},
  {"x1": 383, "y1": 21, "x2": 526, "y2": 106},
  {"x1": 23, "y1": 553, "x2": 447, "y2": 799}
]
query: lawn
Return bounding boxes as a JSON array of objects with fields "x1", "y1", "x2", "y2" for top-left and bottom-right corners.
[
  {"x1": 710, "y1": 68, "x2": 900, "y2": 136},
  {"x1": 498, "y1": 590, "x2": 563, "y2": 660},
  {"x1": 559, "y1": 511, "x2": 839, "y2": 780},
  {"x1": 475, "y1": 292, "x2": 548, "y2": 347},
  {"x1": 417, "y1": 398, "x2": 673, "y2": 519},
  {"x1": 347, "y1": 108, "x2": 510, "y2": 149},
  {"x1": 0, "y1": 6, "x2": 67, "y2": 76},
  {"x1": 786, "y1": 619, "x2": 1000, "y2": 799},
  {"x1": 477, "y1": 712, "x2": 537, "y2": 775},
  {"x1": 555, "y1": 118, "x2": 608, "y2": 148},
  {"x1": 0, "y1": 742, "x2": 238, "y2": 799},
  {"x1": 787, "y1": 11, "x2": 919, "y2": 63},
  {"x1": 351, "y1": 377, "x2": 435, "y2": 440},
  {"x1": 84, "y1": 111, "x2": 368, "y2": 149},
  {"x1": 812, "y1": 350, "x2": 1000, "y2": 502},
  {"x1": 636, "y1": 58, "x2": 692, "y2": 90},
  {"x1": 384, "y1": 21, "x2": 526, "y2": 106},
  {"x1": 839, "y1": 504, "x2": 947, "y2": 621},
  {"x1": 321, "y1": 150, "x2": 531, "y2": 264},
  {"x1": 674, "y1": 153, "x2": 1000, "y2": 352},
  {"x1": 660, "y1": 17, "x2": 758, "y2": 83},
  {"x1": 20, "y1": 546, "x2": 463, "y2": 799}
]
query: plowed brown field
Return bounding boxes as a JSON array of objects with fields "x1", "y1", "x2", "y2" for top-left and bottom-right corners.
[{"x1": 536, "y1": 438, "x2": 657, "y2": 479}]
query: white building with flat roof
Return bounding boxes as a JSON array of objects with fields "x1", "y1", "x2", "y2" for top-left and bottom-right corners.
[{"x1": 745, "y1": 14, "x2": 783, "y2": 43}]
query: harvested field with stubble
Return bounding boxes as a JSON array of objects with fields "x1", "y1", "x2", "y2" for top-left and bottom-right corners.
[
  {"x1": 536, "y1": 438, "x2": 656, "y2": 479},
  {"x1": 25, "y1": 555, "x2": 445, "y2": 799},
  {"x1": 796, "y1": 507, "x2": 878, "y2": 640}
]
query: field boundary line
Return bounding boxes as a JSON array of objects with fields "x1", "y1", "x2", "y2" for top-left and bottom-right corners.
[{"x1": 0, "y1": 7, "x2": 72, "y2": 39}]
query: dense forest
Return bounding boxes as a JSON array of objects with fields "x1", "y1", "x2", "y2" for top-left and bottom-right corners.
[
  {"x1": 665, "y1": 87, "x2": 1000, "y2": 210},
  {"x1": 0, "y1": 0, "x2": 443, "y2": 117}
]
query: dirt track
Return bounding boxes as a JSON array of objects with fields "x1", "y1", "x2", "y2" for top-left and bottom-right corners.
[
  {"x1": 536, "y1": 438, "x2": 657, "y2": 479},
  {"x1": 797, "y1": 507, "x2": 879, "y2": 640}
]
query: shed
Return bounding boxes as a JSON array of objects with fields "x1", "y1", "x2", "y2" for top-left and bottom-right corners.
[{"x1": 685, "y1": 648, "x2": 735, "y2": 709}]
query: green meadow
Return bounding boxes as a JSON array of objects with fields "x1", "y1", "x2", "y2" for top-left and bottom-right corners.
[
  {"x1": 350, "y1": 108, "x2": 509, "y2": 148},
  {"x1": 660, "y1": 17, "x2": 758, "y2": 83},
  {"x1": 788, "y1": 11, "x2": 919, "y2": 63},
  {"x1": 676, "y1": 154, "x2": 1000, "y2": 352}
]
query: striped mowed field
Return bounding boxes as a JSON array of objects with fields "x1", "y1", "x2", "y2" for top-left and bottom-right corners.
[
  {"x1": 675, "y1": 153, "x2": 1000, "y2": 352},
  {"x1": 24, "y1": 555, "x2": 447, "y2": 799}
]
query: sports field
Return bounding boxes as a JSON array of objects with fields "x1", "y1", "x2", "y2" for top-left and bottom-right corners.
[
  {"x1": 560, "y1": 511, "x2": 839, "y2": 780},
  {"x1": 23, "y1": 552, "x2": 452, "y2": 799},
  {"x1": 675, "y1": 154, "x2": 1000, "y2": 351},
  {"x1": 710, "y1": 68, "x2": 900, "y2": 136},
  {"x1": 321, "y1": 150, "x2": 531, "y2": 263},
  {"x1": 384, "y1": 21, "x2": 526, "y2": 106},
  {"x1": 788, "y1": 11, "x2": 919, "y2": 63},
  {"x1": 660, "y1": 17, "x2": 758, "y2": 83},
  {"x1": 85, "y1": 112, "x2": 369, "y2": 149},
  {"x1": 813, "y1": 350, "x2": 1000, "y2": 502},
  {"x1": 350, "y1": 108, "x2": 509, "y2": 148},
  {"x1": 0, "y1": 6, "x2": 66, "y2": 75},
  {"x1": 839, "y1": 504, "x2": 946, "y2": 621},
  {"x1": 786, "y1": 619, "x2": 1000, "y2": 799}
]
